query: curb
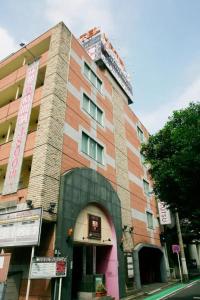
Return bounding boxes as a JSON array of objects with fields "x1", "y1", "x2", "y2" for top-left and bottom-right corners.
[{"x1": 144, "y1": 277, "x2": 200, "y2": 300}]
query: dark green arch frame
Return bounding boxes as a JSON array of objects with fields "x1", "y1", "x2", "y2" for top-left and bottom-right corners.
[{"x1": 55, "y1": 168, "x2": 126, "y2": 300}]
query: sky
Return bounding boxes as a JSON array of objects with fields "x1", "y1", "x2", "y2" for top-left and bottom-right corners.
[{"x1": 0, "y1": 0, "x2": 200, "y2": 133}]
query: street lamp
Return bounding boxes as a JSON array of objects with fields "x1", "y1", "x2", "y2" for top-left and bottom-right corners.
[{"x1": 19, "y1": 43, "x2": 36, "y2": 60}]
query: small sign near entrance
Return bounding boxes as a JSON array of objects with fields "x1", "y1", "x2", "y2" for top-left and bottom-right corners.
[
  {"x1": 30, "y1": 257, "x2": 67, "y2": 279},
  {"x1": 172, "y1": 244, "x2": 180, "y2": 254},
  {"x1": 88, "y1": 214, "x2": 101, "y2": 240}
]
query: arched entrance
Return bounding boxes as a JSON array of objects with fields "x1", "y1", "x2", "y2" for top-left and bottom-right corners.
[
  {"x1": 133, "y1": 244, "x2": 167, "y2": 289},
  {"x1": 55, "y1": 168, "x2": 126, "y2": 300},
  {"x1": 71, "y1": 204, "x2": 118, "y2": 299}
]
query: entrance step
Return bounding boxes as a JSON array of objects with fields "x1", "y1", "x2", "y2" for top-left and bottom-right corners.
[
  {"x1": 121, "y1": 291, "x2": 144, "y2": 300},
  {"x1": 93, "y1": 296, "x2": 115, "y2": 300},
  {"x1": 94, "y1": 297, "x2": 114, "y2": 300},
  {"x1": 77, "y1": 292, "x2": 114, "y2": 300}
]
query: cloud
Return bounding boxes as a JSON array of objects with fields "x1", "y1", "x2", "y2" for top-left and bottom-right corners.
[
  {"x1": 136, "y1": 77, "x2": 200, "y2": 134},
  {"x1": 0, "y1": 28, "x2": 18, "y2": 61},
  {"x1": 45, "y1": 0, "x2": 114, "y2": 37}
]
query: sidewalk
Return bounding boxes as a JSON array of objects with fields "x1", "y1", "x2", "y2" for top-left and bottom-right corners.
[
  {"x1": 121, "y1": 275, "x2": 200, "y2": 300},
  {"x1": 144, "y1": 277, "x2": 200, "y2": 300},
  {"x1": 121, "y1": 280, "x2": 179, "y2": 300}
]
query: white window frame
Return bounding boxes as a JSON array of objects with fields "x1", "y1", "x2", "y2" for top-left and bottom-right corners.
[
  {"x1": 81, "y1": 131, "x2": 104, "y2": 164},
  {"x1": 143, "y1": 179, "x2": 150, "y2": 196},
  {"x1": 84, "y1": 62, "x2": 102, "y2": 92},
  {"x1": 146, "y1": 211, "x2": 154, "y2": 229},
  {"x1": 137, "y1": 126, "x2": 144, "y2": 142},
  {"x1": 82, "y1": 93, "x2": 104, "y2": 126}
]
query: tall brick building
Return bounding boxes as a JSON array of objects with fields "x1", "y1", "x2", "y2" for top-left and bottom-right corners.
[{"x1": 0, "y1": 22, "x2": 167, "y2": 300}]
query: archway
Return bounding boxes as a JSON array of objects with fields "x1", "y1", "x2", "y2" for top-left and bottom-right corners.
[
  {"x1": 55, "y1": 168, "x2": 126, "y2": 300},
  {"x1": 133, "y1": 244, "x2": 167, "y2": 289},
  {"x1": 71, "y1": 204, "x2": 118, "y2": 299}
]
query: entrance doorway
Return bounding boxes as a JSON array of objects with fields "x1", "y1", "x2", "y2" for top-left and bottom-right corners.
[
  {"x1": 71, "y1": 244, "x2": 111, "y2": 300},
  {"x1": 139, "y1": 247, "x2": 162, "y2": 284}
]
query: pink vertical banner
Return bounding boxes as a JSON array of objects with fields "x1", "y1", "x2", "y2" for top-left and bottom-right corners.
[{"x1": 2, "y1": 60, "x2": 40, "y2": 195}]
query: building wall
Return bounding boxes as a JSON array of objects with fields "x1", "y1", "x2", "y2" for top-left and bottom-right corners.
[
  {"x1": 62, "y1": 36, "x2": 116, "y2": 187},
  {"x1": 61, "y1": 34, "x2": 160, "y2": 250},
  {"x1": 27, "y1": 22, "x2": 71, "y2": 219},
  {"x1": 0, "y1": 21, "x2": 161, "y2": 300}
]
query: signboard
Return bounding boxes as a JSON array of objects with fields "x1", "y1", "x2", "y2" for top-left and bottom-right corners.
[
  {"x1": 126, "y1": 253, "x2": 134, "y2": 278},
  {"x1": 2, "y1": 60, "x2": 40, "y2": 195},
  {"x1": 80, "y1": 31, "x2": 133, "y2": 102},
  {"x1": 30, "y1": 257, "x2": 67, "y2": 279},
  {"x1": 0, "y1": 208, "x2": 42, "y2": 247},
  {"x1": 172, "y1": 244, "x2": 180, "y2": 254},
  {"x1": 158, "y1": 201, "x2": 171, "y2": 225},
  {"x1": 88, "y1": 214, "x2": 101, "y2": 240},
  {"x1": 0, "y1": 253, "x2": 11, "y2": 282}
]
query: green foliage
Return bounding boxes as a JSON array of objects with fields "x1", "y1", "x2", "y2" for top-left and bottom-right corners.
[{"x1": 141, "y1": 102, "x2": 200, "y2": 218}]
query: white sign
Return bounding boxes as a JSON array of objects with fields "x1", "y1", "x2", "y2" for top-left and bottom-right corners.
[
  {"x1": 158, "y1": 201, "x2": 171, "y2": 225},
  {"x1": 0, "y1": 208, "x2": 42, "y2": 247},
  {"x1": 2, "y1": 60, "x2": 39, "y2": 195},
  {"x1": 0, "y1": 257, "x2": 4, "y2": 269},
  {"x1": 30, "y1": 257, "x2": 67, "y2": 279}
]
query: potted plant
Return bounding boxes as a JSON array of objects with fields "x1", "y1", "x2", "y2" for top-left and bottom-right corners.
[{"x1": 95, "y1": 282, "x2": 107, "y2": 297}]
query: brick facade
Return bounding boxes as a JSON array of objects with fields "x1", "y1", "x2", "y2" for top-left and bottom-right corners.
[{"x1": 0, "y1": 22, "x2": 162, "y2": 300}]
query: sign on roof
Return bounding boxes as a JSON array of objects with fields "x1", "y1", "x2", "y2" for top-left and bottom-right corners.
[{"x1": 80, "y1": 30, "x2": 133, "y2": 102}]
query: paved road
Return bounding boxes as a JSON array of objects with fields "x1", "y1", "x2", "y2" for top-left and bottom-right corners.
[{"x1": 163, "y1": 281, "x2": 200, "y2": 299}]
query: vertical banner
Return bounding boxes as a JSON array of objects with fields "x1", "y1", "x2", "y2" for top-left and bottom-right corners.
[
  {"x1": 2, "y1": 60, "x2": 39, "y2": 195},
  {"x1": 158, "y1": 201, "x2": 171, "y2": 225}
]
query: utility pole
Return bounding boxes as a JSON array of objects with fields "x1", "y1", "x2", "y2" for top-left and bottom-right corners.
[{"x1": 175, "y1": 211, "x2": 189, "y2": 281}]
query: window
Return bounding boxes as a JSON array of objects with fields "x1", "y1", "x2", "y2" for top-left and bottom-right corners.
[
  {"x1": 137, "y1": 126, "x2": 144, "y2": 142},
  {"x1": 146, "y1": 212, "x2": 153, "y2": 229},
  {"x1": 84, "y1": 63, "x2": 90, "y2": 78},
  {"x1": 84, "y1": 63, "x2": 102, "y2": 92},
  {"x1": 143, "y1": 179, "x2": 149, "y2": 196},
  {"x1": 140, "y1": 153, "x2": 145, "y2": 164},
  {"x1": 81, "y1": 132, "x2": 104, "y2": 164},
  {"x1": 83, "y1": 94, "x2": 103, "y2": 125}
]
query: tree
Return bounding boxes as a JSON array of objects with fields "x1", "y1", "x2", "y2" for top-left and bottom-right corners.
[{"x1": 141, "y1": 102, "x2": 200, "y2": 229}]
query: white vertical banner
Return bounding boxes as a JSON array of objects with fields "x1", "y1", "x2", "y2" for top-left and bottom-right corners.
[
  {"x1": 2, "y1": 60, "x2": 40, "y2": 195},
  {"x1": 158, "y1": 201, "x2": 171, "y2": 225}
]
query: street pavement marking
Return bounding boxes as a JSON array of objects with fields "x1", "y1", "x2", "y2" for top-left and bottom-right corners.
[
  {"x1": 148, "y1": 288, "x2": 162, "y2": 295},
  {"x1": 144, "y1": 278, "x2": 200, "y2": 300},
  {"x1": 159, "y1": 280, "x2": 200, "y2": 300},
  {"x1": 193, "y1": 297, "x2": 200, "y2": 299}
]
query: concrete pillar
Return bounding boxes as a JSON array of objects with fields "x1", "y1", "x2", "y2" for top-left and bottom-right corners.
[
  {"x1": 197, "y1": 245, "x2": 200, "y2": 266},
  {"x1": 163, "y1": 244, "x2": 170, "y2": 279},
  {"x1": 133, "y1": 250, "x2": 141, "y2": 289},
  {"x1": 160, "y1": 253, "x2": 168, "y2": 282},
  {"x1": 188, "y1": 244, "x2": 200, "y2": 270}
]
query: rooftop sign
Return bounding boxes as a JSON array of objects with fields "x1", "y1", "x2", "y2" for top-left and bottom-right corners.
[{"x1": 79, "y1": 28, "x2": 133, "y2": 103}]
